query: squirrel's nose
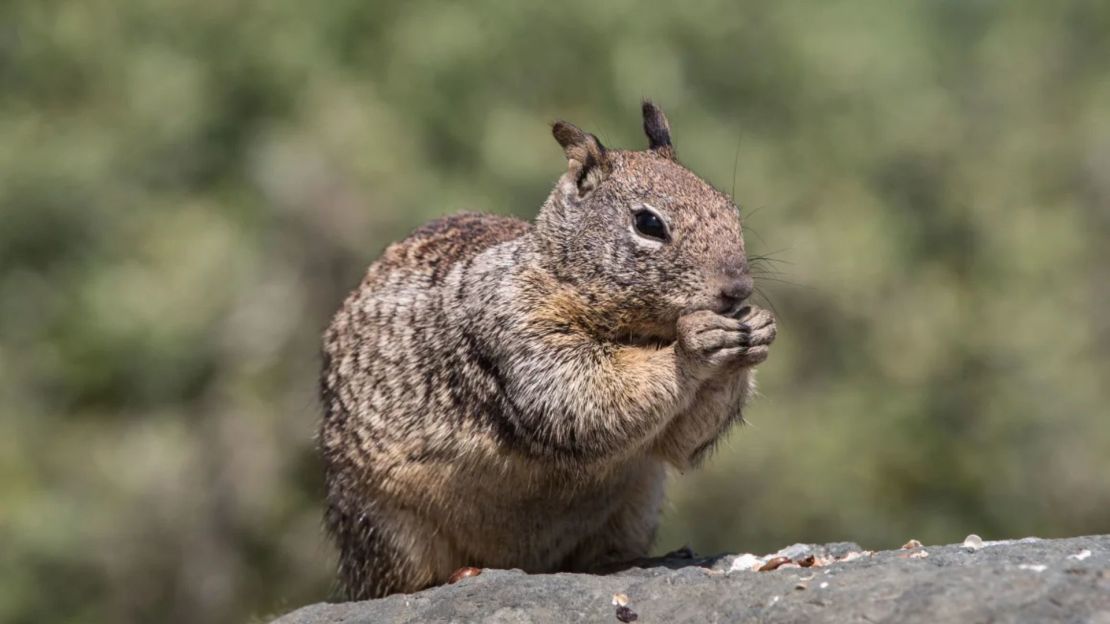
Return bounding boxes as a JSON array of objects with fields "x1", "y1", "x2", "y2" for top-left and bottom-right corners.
[{"x1": 718, "y1": 274, "x2": 753, "y2": 312}]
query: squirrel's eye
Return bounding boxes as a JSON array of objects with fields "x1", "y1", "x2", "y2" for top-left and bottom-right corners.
[{"x1": 633, "y1": 210, "x2": 668, "y2": 242}]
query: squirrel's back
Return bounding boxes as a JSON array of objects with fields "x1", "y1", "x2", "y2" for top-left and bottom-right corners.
[
  {"x1": 361, "y1": 212, "x2": 530, "y2": 289},
  {"x1": 320, "y1": 210, "x2": 530, "y2": 480}
]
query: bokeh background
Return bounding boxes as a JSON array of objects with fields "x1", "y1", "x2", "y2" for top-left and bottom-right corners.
[{"x1": 3, "y1": 1, "x2": 1109, "y2": 622}]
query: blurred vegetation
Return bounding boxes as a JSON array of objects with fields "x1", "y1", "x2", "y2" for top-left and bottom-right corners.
[{"x1": 2, "y1": 1, "x2": 1109, "y2": 622}]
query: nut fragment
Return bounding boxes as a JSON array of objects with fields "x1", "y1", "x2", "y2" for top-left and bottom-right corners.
[
  {"x1": 901, "y1": 539, "x2": 923, "y2": 550},
  {"x1": 759, "y1": 556, "x2": 791, "y2": 572},
  {"x1": 447, "y1": 566, "x2": 481, "y2": 584},
  {"x1": 615, "y1": 605, "x2": 639, "y2": 622},
  {"x1": 611, "y1": 593, "x2": 629, "y2": 607},
  {"x1": 797, "y1": 554, "x2": 816, "y2": 568}
]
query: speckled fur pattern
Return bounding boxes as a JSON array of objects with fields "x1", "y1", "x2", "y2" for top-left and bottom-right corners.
[{"x1": 319, "y1": 101, "x2": 777, "y2": 599}]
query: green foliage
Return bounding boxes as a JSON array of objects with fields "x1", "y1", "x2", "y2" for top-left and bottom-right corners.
[{"x1": 2, "y1": 2, "x2": 1109, "y2": 622}]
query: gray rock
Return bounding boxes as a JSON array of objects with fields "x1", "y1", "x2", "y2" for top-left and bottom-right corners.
[{"x1": 273, "y1": 535, "x2": 1110, "y2": 623}]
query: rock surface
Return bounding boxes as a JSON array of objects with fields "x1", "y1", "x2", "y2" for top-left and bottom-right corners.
[{"x1": 274, "y1": 535, "x2": 1110, "y2": 623}]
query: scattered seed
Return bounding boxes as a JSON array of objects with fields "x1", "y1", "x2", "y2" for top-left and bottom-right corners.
[
  {"x1": 611, "y1": 593, "x2": 629, "y2": 607},
  {"x1": 1018, "y1": 564, "x2": 1047, "y2": 573},
  {"x1": 729, "y1": 553, "x2": 764, "y2": 573},
  {"x1": 759, "y1": 556, "x2": 791, "y2": 572},
  {"x1": 794, "y1": 581, "x2": 808, "y2": 591},
  {"x1": 901, "y1": 539, "x2": 923, "y2": 550},
  {"x1": 897, "y1": 549, "x2": 929, "y2": 559},
  {"x1": 819, "y1": 582, "x2": 830, "y2": 589},
  {"x1": 447, "y1": 566, "x2": 481, "y2": 584},
  {"x1": 615, "y1": 605, "x2": 639, "y2": 622},
  {"x1": 797, "y1": 554, "x2": 816, "y2": 568},
  {"x1": 963, "y1": 534, "x2": 985, "y2": 551}
]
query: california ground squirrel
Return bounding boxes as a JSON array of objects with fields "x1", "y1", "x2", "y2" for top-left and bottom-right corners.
[{"x1": 319, "y1": 101, "x2": 777, "y2": 599}]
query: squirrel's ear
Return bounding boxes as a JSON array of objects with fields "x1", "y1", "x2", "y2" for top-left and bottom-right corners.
[
  {"x1": 552, "y1": 120, "x2": 611, "y2": 194},
  {"x1": 642, "y1": 100, "x2": 676, "y2": 160}
]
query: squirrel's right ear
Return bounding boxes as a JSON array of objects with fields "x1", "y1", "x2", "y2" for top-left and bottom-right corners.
[
  {"x1": 552, "y1": 120, "x2": 611, "y2": 194},
  {"x1": 642, "y1": 100, "x2": 676, "y2": 160}
]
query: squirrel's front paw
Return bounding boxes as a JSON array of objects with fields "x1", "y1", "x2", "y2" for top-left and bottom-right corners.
[
  {"x1": 731, "y1": 305, "x2": 776, "y2": 367},
  {"x1": 677, "y1": 310, "x2": 751, "y2": 373},
  {"x1": 676, "y1": 306, "x2": 776, "y2": 374}
]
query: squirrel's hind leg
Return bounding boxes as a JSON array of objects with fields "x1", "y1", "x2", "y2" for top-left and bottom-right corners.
[
  {"x1": 558, "y1": 458, "x2": 667, "y2": 574},
  {"x1": 326, "y1": 502, "x2": 454, "y2": 600}
]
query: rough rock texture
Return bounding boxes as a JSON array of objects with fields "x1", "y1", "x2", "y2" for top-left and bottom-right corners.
[{"x1": 274, "y1": 535, "x2": 1110, "y2": 623}]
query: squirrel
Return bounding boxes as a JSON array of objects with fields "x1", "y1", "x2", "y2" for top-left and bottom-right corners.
[{"x1": 319, "y1": 101, "x2": 777, "y2": 599}]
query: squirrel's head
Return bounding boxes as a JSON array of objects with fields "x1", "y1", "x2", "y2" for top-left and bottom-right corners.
[{"x1": 536, "y1": 101, "x2": 751, "y2": 340}]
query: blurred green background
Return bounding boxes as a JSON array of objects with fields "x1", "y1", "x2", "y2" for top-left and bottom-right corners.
[{"x1": 2, "y1": 1, "x2": 1109, "y2": 622}]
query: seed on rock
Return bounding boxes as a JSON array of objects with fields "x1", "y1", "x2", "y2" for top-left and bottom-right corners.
[
  {"x1": 962, "y1": 534, "x2": 985, "y2": 551},
  {"x1": 728, "y1": 553, "x2": 764, "y2": 573},
  {"x1": 901, "y1": 539, "x2": 923, "y2": 550},
  {"x1": 897, "y1": 549, "x2": 929, "y2": 559},
  {"x1": 759, "y1": 556, "x2": 791, "y2": 571},
  {"x1": 615, "y1": 605, "x2": 639, "y2": 622},
  {"x1": 1069, "y1": 549, "x2": 1092, "y2": 561},
  {"x1": 611, "y1": 593, "x2": 629, "y2": 607},
  {"x1": 797, "y1": 554, "x2": 816, "y2": 567},
  {"x1": 447, "y1": 566, "x2": 481, "y2": 584}
]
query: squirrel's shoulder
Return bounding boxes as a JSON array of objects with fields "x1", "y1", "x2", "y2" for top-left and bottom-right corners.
[{"x1": 368, "y1": 212, "x2": 531, "y2": 284}]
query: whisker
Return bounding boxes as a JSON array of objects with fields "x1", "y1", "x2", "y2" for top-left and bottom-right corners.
[
  {"x1": 741, "y1": 206, "x2": 765, "y2": 221},
  {"x1": 748, "y1": 255, "x2": 791, "y2": 266},
  {"x1": 750, "y1": 247, "x2": 793, "y2": 259},
  {"x1": 753, "y1": 276, "x2": 810, "y2": 289},
  {"x1": 752, "y1": 286, "x2": 781, "y2": 319},
  {"x1": 748, "y1": 263, "x2": 788, "y2": 274},
  {"x1": 730, "y1": 133, "x2": 743, "y2": 200},
  {"x1": 744, "y1": 224, "x2": 768, "y2": 247}
]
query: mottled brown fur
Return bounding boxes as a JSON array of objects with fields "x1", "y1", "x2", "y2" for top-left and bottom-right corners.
[{"x1": 320, "y1": 101, "x2": 777, "y2": 599}]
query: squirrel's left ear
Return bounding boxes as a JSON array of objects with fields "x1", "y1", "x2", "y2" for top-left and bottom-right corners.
[
  {"x1": 642, "y1": 100, "x2": 676, "y2": 160},
  {"x1": 552, "y1": 120, "x2": 611, "y2": 194}
]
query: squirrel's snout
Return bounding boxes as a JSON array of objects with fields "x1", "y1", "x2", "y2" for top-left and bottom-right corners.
[{"x1": 716, "y1": 274, "x2": 753, "y2": 314}]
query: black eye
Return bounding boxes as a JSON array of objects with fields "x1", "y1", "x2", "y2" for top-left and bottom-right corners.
[{"x1": 633, "y1": 210, "x2": 668, "y2": 241}]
